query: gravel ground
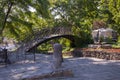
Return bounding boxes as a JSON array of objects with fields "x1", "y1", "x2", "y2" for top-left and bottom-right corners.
[{"x1": 0, "y1": 54, "x2": 120, "y2": 80}]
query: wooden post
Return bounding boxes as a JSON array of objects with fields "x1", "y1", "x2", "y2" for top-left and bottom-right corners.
[{"x1": 3, "y1": 48, "x2": 10, "y2": 65}]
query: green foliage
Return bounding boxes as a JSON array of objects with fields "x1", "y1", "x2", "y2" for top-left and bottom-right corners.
[
  {"x1": 0, "y1": 0, "x2": 51, "y2": 42},
  {"x1": 112, "y1": 42, "x2": 120, "y2": 48},
  {"x1": 50, "y1": 0, "x2": 98, "y2": 47},
  {"x1": 36, "y1": 38, "x2": 72, "y2": 53},
  {"x1": 111, "y1": 36, "x2": 120, "y2": 48},
  {"x1": 105, "y1": 37, "x2": 113, "y2": 44},
  {"x1": 98, "y1": 0, "x2": 120, "y2": 34},
  {"x1": 1, "y1": 0, "x2": 120, "y2": 52}
]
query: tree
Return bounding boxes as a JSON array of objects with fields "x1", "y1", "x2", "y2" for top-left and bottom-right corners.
[
  {"x1": 0, "y1": 0, "x2": 13, "y2": 42},
  {"x1": 50, "y1": 0, "x2": 100, "y2": 47},
  {"x1": 0, "y1": 0, "x2": 51, "y2": 42},
  {"x1": 97, "y1": 0, "x2": 120, "y2": 34},
  {"x1": 107, "y1": 0, "x2": 120, "y2": 34}
]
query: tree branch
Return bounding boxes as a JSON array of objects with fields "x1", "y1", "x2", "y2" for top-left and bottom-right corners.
[{"x1": 1, "y1": 1, "x2": 13, "y2": 35}]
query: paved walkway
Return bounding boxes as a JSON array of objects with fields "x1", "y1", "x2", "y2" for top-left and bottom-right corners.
[
  {"x1": 44, "y1": 57, "x2": 120, "y2": 80},
  {"x1": 0, "y1": 54, "x2": 120, "y2": 80}
]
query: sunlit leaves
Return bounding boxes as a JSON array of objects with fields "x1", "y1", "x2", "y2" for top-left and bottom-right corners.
[
  {"x1": 0, "y1": 0, "x2": 51, "y2": 42},
  {"x1": 100, "y1": 0, "x2": 120, "y2": 34}
]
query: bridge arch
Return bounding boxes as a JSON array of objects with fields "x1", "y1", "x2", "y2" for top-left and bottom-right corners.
[{"x1": 26, "y1": 34, "x2": 76, "y2": 52}]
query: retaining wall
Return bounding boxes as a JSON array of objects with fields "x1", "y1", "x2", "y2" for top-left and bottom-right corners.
[{"x1": 82, "y1": 50, "x2": 120, "y2": 60}]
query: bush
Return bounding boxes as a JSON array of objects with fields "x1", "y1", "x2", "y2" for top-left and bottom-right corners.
[{"x1": 112, "y1": 36, "x2": 120, "y2": 48}]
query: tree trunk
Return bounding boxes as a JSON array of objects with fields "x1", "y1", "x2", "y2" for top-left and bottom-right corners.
[{"x1": 0, "y1": 1, "x2": 13, "y2": 42}]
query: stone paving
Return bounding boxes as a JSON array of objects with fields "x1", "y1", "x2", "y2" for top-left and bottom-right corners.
[
  {"x1": 0, "y1": 54, "x2": 54, "y2": 80},
  {"x1": 0, "y1": 54, "x2": 120, "y2": 80}
]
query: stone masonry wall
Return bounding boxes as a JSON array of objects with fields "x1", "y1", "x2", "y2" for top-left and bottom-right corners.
[{"x1": 82, "y1": 51, "x2": 120, "y2": 60}]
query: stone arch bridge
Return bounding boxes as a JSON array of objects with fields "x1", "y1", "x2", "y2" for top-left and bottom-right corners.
[{"x1": 18, "y1": 27, "x2": 77, "y2": 52}]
